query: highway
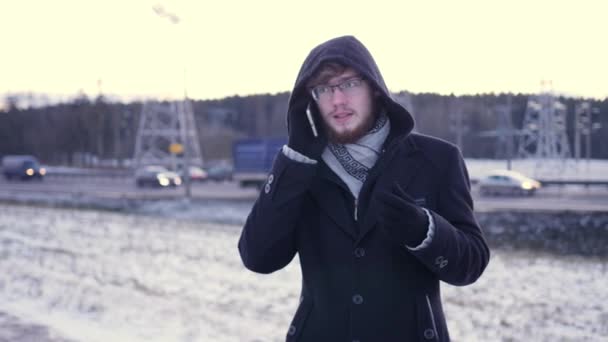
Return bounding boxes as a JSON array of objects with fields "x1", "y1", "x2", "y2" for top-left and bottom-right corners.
[{"x1": 1, "y1": 174, "x2": 607, "y2": 212}]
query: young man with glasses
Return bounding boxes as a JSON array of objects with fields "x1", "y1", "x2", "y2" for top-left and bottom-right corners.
[{"x1": 238, "y1": 35, "x2": 490, "y2": 342}]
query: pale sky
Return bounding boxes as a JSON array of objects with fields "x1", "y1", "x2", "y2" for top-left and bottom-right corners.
[{"x1": 1, "y1": 0, "x2": 606, "y2": 103}]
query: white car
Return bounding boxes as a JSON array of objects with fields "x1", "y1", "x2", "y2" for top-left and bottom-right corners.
[
  {"x1": 182, "y1": 166, "x2": 208, "y2": 182},
  {"x1": 478, "y1": 170, "x2": 541, "y2": 196}
]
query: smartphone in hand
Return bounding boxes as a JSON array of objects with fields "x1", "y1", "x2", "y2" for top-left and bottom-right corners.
[{"x1": 306, "y1": 102, "x2": 319, "y2": 138}]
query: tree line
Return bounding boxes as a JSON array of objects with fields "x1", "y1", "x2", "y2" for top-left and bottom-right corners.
[{"x1": 1, "y1": 92, "x2": 606, "y2": 167}]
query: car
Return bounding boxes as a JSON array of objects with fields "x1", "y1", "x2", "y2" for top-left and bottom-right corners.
[
  {"x1": 2, "y1": 155, "x2": 46, "y2": 180},
  {"x1": 478, "y1": 169, "x2": 542, "y2": 196},
  {"x1": 205, "y1": 164, "x2": 233, "y2": 182},
  {"x1": 179, "y1": 165, "x2": 208, "y2": 182},
  {"x1": 135, "y1": 165, "x2": 182, "y2": 188}
]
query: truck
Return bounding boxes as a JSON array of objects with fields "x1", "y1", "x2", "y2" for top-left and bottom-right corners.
[
  {"x1": 1, "y1": 155, "x2": 46, "y2": 180},
  {"x1": 232, "y1": 137, "x2": 287, "y2": 188}
]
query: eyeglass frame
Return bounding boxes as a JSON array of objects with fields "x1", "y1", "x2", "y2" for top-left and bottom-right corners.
[{"x1": 310, "y1": 76, "x2": 366, "y2": 102}]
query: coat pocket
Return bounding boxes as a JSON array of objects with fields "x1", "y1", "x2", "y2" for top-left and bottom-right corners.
[
  {"x1": 416, "y1": 294, "x2": 440, "y2": 341},
  {"x1": 285, "y1": 295, "x2": 313, "y2": 342}
]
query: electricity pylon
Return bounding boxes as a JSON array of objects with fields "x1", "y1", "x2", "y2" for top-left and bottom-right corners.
[
  {"x1": 133, "y1": 100, "x2": 203, "y2": 171},
  {"x1": 517, "y1": 85, "x2": 571, "y2": 175}
]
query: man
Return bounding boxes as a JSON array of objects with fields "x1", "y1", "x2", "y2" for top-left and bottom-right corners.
[{"x1": 238, "y1": 35, "x2": 490, "y2": 342}]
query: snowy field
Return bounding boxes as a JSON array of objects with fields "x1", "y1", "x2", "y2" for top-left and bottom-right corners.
[{"x1": 1, "y1": 203, "x2": 607, "y2": 342}]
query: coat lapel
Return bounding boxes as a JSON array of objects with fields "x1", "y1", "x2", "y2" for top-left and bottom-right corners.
[
  {"x1": 310, "y1": 164, "x2": 358, "y2": 241},
  {"x1": 358, "y1": 138, "x2": 423, "y2": 242}
]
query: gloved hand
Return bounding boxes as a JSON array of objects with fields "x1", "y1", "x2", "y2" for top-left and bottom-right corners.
[
  {"x1": 376, "y1": 182, "x2": 429, "y2": 247},
  {"x1": 287, "y1": 97, "x2": 326, "y2": 160}
]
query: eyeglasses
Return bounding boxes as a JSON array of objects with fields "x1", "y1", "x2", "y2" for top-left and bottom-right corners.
[{"x1": 311, "y1": 77, "x2": 365, "y2": 102}]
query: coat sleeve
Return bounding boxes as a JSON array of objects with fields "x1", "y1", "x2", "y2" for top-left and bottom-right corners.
[
  {"x1": 238, "y1": 152, "x2": 317, "y2": 274},
  {"x1": 409, "y1": 147, "x2": 490, "y2": 286}
]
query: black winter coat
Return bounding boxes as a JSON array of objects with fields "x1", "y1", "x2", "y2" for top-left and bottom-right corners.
[{"x1": 238, "y1": 36, "x2": 490, "y2": 342}]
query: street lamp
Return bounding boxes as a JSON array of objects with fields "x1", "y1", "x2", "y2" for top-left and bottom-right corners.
[{"x1": 153, "y1": 4, "x2": 192, "y2": 199}]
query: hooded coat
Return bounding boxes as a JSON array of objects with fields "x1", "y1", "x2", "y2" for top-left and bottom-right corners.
[{"x1": 238, "y1": 36, "x2": 490, "y2": 342}]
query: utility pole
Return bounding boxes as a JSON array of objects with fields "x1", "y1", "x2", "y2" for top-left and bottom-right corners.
[
  {"x1": 574, "y1": 102, "x2": 587, "y2": 163},
  {"x1": 575, "y1": 102, "x2": 602, "y2": 170},
  {"x1": 150, "y1": 4, "x2": 204, "y2": 199},
  {"x1": 448, "y1": 98, "x2": 468, "y2": 152},
  {"x1": 495, "y1": 95, "x2": 515, "y2": 170},
  {"x1": 476, "y1": 95, "x2": 517, "y2": 170},
  {"x1": 505, "y1": 96, "x2": 514, "y2": 170},
  {"x1": 133, "y1": 5, "x2": 204, "y2": 197}
]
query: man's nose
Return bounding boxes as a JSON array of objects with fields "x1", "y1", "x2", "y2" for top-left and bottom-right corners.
[{"x1": 331, "y1": 87, "x2": 348, "y2": 105}]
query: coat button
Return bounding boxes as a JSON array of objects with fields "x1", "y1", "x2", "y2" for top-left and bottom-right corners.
[
  {"x1": 352, "y1": 294, "x2": 364, "y2": 305},
  {"x1": 264, "y1": 183, "x2": 271, "y2": 194},
  {"x1": 435, "y1": 256, "x2": 444, "y2": 265},
  {"x1": 267, "y1": 174, "x2": 274, "y2": 184},
  {"x1": 354, "y1": 247, "x2": 365, "y2": 258},
  {"x1": 424, "y1": 328, "x2": 435, "y2": 339},
  {"x1": 288, "y1": 324, "x2": 296, "y2": 336},
  {"x1": 435, "y1": 256, "x2": 448, "y2": 268}
]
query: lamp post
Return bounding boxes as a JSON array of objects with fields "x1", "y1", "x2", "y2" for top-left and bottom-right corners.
[{"x1": 153, "y1": 4, "x2": 192, "y2": 198}]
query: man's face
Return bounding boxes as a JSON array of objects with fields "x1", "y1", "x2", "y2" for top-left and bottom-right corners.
[{"x1": 312, "y1": 68, "x2": 376, "y2": 144}]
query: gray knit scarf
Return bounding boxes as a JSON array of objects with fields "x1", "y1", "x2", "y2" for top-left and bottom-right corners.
[{"x1": 322, "y1": 113, "x2": 390, "y2": 199}]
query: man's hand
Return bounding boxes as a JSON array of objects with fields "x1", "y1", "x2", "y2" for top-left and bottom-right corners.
[
  {"x1": 287, "y1": 98, "x2": 326, "y2": 160},
  {"x1": 376, "y1": 182, "x2": 429, "y2": 247}
]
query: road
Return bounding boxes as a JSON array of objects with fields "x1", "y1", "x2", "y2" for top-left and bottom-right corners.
[
  {"x1": 0, "y1": 175, "x2": 259, "y2": 200},
  {"x1": 1, "y1": 175, "x2": 607, "y2": 212}
]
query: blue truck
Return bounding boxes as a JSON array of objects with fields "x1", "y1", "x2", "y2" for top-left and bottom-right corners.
[{"x1": 232, "y1": 137, "x2": 287, "y2": 188}]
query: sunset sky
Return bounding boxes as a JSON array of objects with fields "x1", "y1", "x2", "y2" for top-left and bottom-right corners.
[{"x1": 1, "y1": 0, "x2": 606, "y2": 103}]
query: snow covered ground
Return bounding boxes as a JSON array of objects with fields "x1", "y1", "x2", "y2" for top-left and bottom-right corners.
[{"x1": 1, "y1": 203, "x2": 607, "y2": 342}]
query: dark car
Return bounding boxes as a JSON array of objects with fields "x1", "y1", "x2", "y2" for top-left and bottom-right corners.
[
  {"x1": 135, "y1": 165, "x2": 182, "y2": 188},
  {"x1": 2, "y1": 155, "x2": 46, "y2": 180},
  {"x1": 205, "y1": 164, "x2": 233, "y2": 182}
]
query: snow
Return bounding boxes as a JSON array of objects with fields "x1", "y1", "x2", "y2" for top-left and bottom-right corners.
[
  {"x1": 1, "y1": 157, "x2": 607, "y2": 341},
  {"x1": 0, "y1": 204, "x2": 607, "y2": 342}
]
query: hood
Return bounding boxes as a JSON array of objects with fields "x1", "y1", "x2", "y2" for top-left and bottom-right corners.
[{"x1": 287, "y1": 35, "x2": 414, "y2": 136}]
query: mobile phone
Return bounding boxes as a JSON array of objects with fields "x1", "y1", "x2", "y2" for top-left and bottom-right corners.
[{"x1": 306, "y1": 102, "x2": 319, "y2": 138}]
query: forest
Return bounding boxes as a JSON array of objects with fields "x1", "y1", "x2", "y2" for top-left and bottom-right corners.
[{"x1": 1, "y1": 92, "x2": 605, "y2": 167}]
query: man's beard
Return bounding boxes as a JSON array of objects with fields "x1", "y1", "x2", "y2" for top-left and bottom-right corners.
[{"x1": 324, "y1": 111, "x2": 377, "y2": 144}]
